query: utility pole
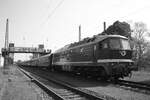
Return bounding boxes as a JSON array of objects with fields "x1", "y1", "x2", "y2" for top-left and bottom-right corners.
[
  {"x1": 103, "y1": 22, "x2": 106, "y2": 32},
  {"x1": 0, "y1": 54, "x2": 1, "y2": 67},
  {"x1": 79, "y1": 25, "x2": 81, "y2": 42}
]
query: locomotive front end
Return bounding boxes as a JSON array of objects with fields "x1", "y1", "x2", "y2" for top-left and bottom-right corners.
[
  {"x1": 97, "y1": 35, "x2": 135, "y2": 79},
  {"x1": 110, "y1": 60, "x2": 134, "y2": 79},
  {"x1": 108, "y1": 37, "x2": 134, "y2": 78}
]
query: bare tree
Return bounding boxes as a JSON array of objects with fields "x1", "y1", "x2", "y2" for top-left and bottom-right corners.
[{"x1": 132, "y1": 22, "x2": 150, "y2": 69}]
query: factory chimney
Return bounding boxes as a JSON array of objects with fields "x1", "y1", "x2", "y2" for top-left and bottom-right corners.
[
  {"x1": 4, "y1": 18, "x2": 9, "y2": 67},
  {"x1": 4, "y1": 19, "x2": 9, "y2": 49}
]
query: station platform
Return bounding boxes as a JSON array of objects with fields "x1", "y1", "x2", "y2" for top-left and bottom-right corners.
[{"x1": 0, "y1": 65, "x2": 51, "y2": 100}]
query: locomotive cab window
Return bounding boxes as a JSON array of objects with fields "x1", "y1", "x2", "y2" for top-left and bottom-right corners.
[
  {"x1": 109, "y1": 38, "x2": 131, "y2": 50},
  {"x1": 121, "y1": 39, "x2": 131, "y2": 50},
  {"x1": 109, "y1": 39, "x2": 121, "y2": 49}
]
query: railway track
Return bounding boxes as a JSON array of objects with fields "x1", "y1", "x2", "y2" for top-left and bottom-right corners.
[
  {"x1": 117, "y1": 80, "x2": 150, "y2": 91},
  {"x1": 18, "y1": 66, "x2": 107, "y2": 100}
]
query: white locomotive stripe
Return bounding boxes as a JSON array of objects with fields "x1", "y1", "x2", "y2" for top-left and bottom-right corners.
[
  {"x1": 53, "y1": 59, "x2": 133, "y2": 65},
  {"x1": 97, "y1": 59, "x2": 133, "y2": 63}
]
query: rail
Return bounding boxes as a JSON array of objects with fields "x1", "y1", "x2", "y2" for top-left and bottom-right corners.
[{"x1": 117, "y1": 80, "x2": 150, "y2": 91}]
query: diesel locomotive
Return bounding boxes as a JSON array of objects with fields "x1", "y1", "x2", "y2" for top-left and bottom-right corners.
[{"x1": 18, "y1": 35, "x2": 134, "y2": 80}]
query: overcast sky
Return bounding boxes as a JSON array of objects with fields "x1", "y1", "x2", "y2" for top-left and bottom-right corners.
[{"x1": 0, "y1": 0, "x2": 150, "y2": 61}]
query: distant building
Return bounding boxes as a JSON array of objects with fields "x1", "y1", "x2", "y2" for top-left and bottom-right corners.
[{"x1": 30, "y1": 44, "x2": 50, "y2": 59}]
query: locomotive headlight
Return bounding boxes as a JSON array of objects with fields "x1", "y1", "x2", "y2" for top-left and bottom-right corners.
[{"x1": 120, "y1": 50, "x2": 126, "y2": 56}]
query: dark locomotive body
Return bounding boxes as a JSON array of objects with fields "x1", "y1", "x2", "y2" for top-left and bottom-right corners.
[
  {"x1": 18, "y1": 35, "x2": 134, "y2": 79},
  {"x1": 52, "y1": 35, "x2": 134, "y2": 79}
]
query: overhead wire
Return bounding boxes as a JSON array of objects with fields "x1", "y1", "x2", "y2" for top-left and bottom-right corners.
[
  {"x1": 40, "y1": 0, "x2": 65, "y2": 27},
  {"x1": 30, "y1": 0, "x2": 65, "y2": 35},
  {"x1": 37, "y1": 0, "x2": 65, "y2": 49}
]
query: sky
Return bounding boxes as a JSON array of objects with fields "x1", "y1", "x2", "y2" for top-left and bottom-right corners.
[{"x1": 0, "y1": 0, "x2": 150, "y2": 62}]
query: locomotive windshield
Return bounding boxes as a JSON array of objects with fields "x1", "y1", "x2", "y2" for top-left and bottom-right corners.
[{"x1": 109, "y1": 38, "x2": 131, "y2": 50}]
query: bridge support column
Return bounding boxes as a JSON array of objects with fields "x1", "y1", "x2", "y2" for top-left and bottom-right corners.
[
  {"x1": 4, "y1": 56, "x2": 9, "y2": 67},
  {"x1": 8, "y1": 43, "x2": 14, "y2": 64},
  {"x1": 3, "y1": 54, "x2": 13, "y2": 67},
  {"x1": 2, "y1": 50, "x2": 9, "y2": 68}
]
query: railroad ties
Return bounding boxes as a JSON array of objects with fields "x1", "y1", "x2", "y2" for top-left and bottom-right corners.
[{"x1": 18, "y1": 66, "x2": 106, "y2": 100}]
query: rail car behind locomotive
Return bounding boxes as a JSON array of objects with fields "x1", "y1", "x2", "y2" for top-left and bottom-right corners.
[
  {"x1": 19, "y1": 54, "x2": 52, "y2": 68},
  {"x1": 52, "y1": 35, "x2": 134, "y2": 79}
]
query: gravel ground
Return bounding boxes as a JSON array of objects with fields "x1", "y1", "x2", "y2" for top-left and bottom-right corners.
[
  {"x1": 36, "y1": 70, "x2": 150, "y2": 100},
  {"x1": 0, "y1": 65, "x2": 53, "y2": 100},
  {"x1": 124, "y1": 71, "x2": 150, "y2": 84}
]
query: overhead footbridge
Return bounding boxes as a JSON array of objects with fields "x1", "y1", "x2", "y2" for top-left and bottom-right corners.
[{"x1": 1, "y1": 43, "x2": 51, "y2": 66}]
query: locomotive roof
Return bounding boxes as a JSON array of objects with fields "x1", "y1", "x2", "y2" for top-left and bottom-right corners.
[
  {"x1": 95, "y1": 35, "x2": 127, "y2": 41},
  {"x1": 55, "y1": 35, "x2": 128, "y2": 53}
]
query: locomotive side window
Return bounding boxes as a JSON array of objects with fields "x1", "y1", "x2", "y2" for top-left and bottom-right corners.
[
  {"x1": 99, "y1": 40, "x2": 108, "y2": 49},
  {"x1": 103, "y1": 43, "x2": 108, "y2": 49}
]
